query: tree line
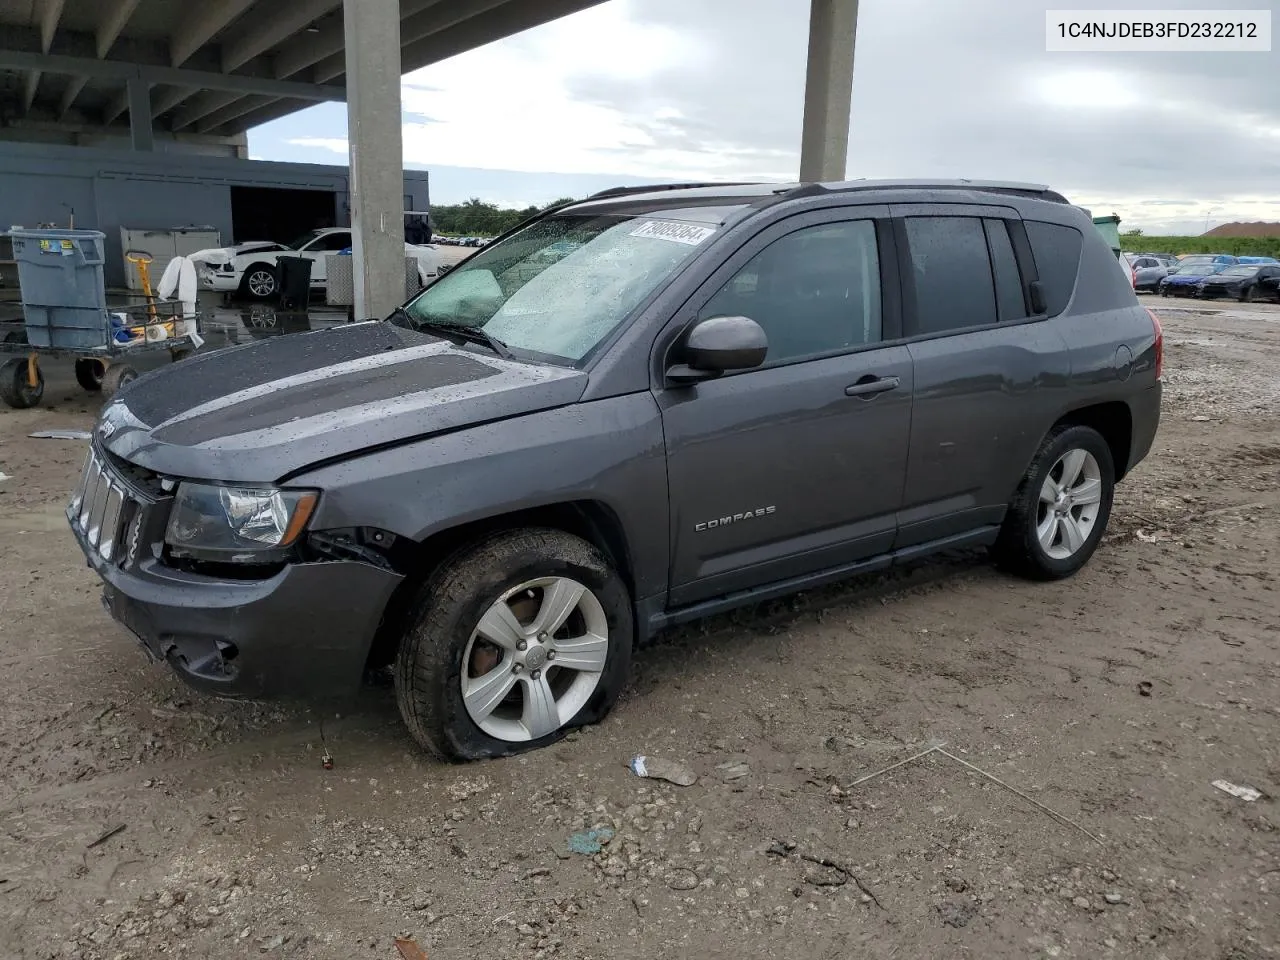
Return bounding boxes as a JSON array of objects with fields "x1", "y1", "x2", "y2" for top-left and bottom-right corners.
[
  {"x1": 1121, "y1": 231, "x2": 1280, "y2": 258},
  {"x1": 431, "y1": 197, "x2": 576, "y2": 237}
]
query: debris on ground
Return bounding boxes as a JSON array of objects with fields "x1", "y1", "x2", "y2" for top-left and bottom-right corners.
[
  {"x1": 1212, "y1": 780, "x2": 1263, "y2": 802},
  {"x1": 28, "y1": 430, "x2": 91, "y2": 440},
  {"x1": 85, "y1": 823, "x2": 126, "y2": 849},
  {"x1": 716, "y1": 759, "x2": 750, "y2": 782},
  {"x1": 0, "y1": 472, "x2": 10, "y2": 482},
  {"x1": 394, "y1": 937, "x2": 429, "y2": 960},
  {"x1": 1138, "y1": 681, "x2": 1153, "y2": 697},
  {"x1": 629, "y1": 755, "x2": 697, "y2": 786},
  {"x1": 566, "y1": 828, "x2": 615, "y2": 855}
]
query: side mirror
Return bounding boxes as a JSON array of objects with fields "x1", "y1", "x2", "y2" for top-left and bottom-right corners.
[
  {"x1": 667, "y1": 315, "x2": 768, "y2": 385},
  {"x1": 1028, "y1": 280, "x2": 1048, "y2": 315}
]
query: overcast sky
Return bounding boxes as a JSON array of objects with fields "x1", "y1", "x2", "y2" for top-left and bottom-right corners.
[{"x1": 248, "y1": 0, "x2": 1279, "y2": 234}]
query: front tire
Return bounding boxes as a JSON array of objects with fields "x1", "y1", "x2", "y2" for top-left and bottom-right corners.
[
  {"x1": 0, "y1": 357, "x2": 43, "y2": 409},
  {"x1": 994, "y1": 424, "x2": 1115, "y2": 581},
  {"x1": 395, "y1": 528, "x2": 633, "y2": 761},
  {"x1": 240, "y1": 264, "x2": 277, "y2": 301}
]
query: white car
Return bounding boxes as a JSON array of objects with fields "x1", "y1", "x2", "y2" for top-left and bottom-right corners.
[{"x1": 191, "y1": 227, "x2": 443, "y2": 300}]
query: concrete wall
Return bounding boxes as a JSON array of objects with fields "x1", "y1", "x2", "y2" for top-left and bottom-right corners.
[{"x1": 0, "y1": 142, "x2": 430, "y2": 287}]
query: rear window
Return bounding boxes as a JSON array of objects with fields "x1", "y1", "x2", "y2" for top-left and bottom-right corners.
[{"x1": 1025, "y1": 221, "x2": 1083, "y2": 316}]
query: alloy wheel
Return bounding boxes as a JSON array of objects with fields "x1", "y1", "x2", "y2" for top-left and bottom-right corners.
[
  {"x1": 460, "y1": 577, "x2": 609, "y2": 742},
  {"x1": 1036, "y1": 449, "x2": 1104, "y2": 560}
]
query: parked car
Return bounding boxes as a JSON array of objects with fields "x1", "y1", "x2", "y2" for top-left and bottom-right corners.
[
  {"x1": 1237, "y1": 256, "x2": 1279, "y2": 265},
  {"x1": 1196, "y1": 263, "x2": 1280, "y2": 301},
  {"x1": 1129, "y1": 255, "x2": 1172, "y2": 292},
  {"x1": 1159, "y1": 261, "x2": 1232, "y2": 296},
  {"x1": 1257, "y1": 269, "x2": 1280, "y2": 301},
  {"x1": 69, "y1": 179, "x2": 1161, "y2": 760},
  {"x1": 192, "y1": 227, "x2": 443, "y2": 300},
  {"x1": 1177, "y1": 253, "x2": 1237, "y2": 266}
]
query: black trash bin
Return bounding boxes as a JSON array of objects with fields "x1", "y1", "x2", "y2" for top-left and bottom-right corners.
[{"x1": 275, "y1": 256, "x2": 313, "y2": 310}]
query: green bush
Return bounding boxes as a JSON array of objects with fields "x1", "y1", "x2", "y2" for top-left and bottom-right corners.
[
  {"x1": 431, "y1": 197, "x2": 576, "y2": 238},
  {"x1": 1121, "y1": 232, "x2": 1280, "y2": 258}
]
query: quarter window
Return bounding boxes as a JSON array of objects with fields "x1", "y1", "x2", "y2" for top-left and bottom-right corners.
[{"x1": 698, "y1": 220, "x2": 882, "y2": 365}]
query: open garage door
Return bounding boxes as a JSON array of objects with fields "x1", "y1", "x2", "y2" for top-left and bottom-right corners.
[{"x1": 230, "y1": 186, "x2": 339, "y2": 247}]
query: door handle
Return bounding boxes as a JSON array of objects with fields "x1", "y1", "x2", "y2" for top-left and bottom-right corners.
[{"x1": 845, "y1": 375, "x2": 900, "y2": 398}]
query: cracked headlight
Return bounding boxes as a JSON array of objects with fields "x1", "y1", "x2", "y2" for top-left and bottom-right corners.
[{"x1": 165, "y1": 483, "x2": 318, "y2": 561}]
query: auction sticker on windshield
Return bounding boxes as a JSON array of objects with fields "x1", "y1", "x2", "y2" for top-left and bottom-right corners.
[{"x1": 630, "y1": 220, "x2": 716, "y2": 245}]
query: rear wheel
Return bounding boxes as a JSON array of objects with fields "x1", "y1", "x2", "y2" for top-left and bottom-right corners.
[
  {"x1": 395, "y1": 528, "x2": 633, "y2": 760},
  {"x1": 0, "y1": 356, "x2": 43, "y2": 409},
  {"x1": 101, "y1": 364, "x2": 138, "y2": 400},
  {"x1": 994, "y1": 424, "x2": 1115, "y2": 580}
]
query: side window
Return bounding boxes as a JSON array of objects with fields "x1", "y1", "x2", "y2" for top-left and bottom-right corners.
[
  {"x1": 311, "y1": 232, "x2": 351, "y2": 252},
  {"x1": 1024, "y1": 221, "x2": 1083, "y2": 316},
  {"x1": 984, "y1": 218, "x2": 1028, "y2": 322},
  {"x1": 698, "y1": 219, "x2": 881, "y2": 365},
  {"x1": 903, "y1": 216, "x2": 998, "y2": 336}
]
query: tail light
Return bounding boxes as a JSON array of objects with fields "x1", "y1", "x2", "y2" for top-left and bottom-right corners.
[
  {"x1": 1145, "y1": 307, "x2": 1163, "y2": 380},
  {"x1": 1130, "y1": 266, "x2": 1137, "y2": 289}
]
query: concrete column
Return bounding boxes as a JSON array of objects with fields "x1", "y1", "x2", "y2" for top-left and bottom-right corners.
[
  {"x1": 343, "y1": 0, "x2": 405, "y2": 320},
  {"x1": 798, "y1": 0, "x2": 858, "y2": 182},
  {"x1": 127, "y1": 78, "x2": 154, "y2": 152}
]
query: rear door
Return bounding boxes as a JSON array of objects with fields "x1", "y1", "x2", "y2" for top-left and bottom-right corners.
[
  {"x1": 891, "y1": 206, "x2": 1073, "y2": 548},
  {"x1": 657, "y1": 207, "x2": 915, "y2": 605}
]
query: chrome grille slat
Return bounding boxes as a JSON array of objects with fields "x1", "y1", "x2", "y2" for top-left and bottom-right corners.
[
  {"x1": 68, "y1": 447, "x2": 148, "y2": 566},
  {"x1": 79, "y1": 462, "x2": 103, "y2": 529},
  {"x1": 99, "y1": 486, "x2": 124, "y2": 560},
  {"x1": 87, "y1": 475, "x2": 110, "y2": 547}
]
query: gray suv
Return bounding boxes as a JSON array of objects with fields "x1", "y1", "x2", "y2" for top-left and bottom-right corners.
[{"x1": 68, "y1": 180, "x2": 1162, "y2": 760}]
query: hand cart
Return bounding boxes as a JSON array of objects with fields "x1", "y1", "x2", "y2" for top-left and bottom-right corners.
[{"x1": 1, "y1": 298, "x2": 202, "y2": 409}]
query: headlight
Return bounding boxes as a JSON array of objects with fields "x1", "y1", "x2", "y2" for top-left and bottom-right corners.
[{"x1": 165, "y1": 483, "x2": 318, "y2": 561}]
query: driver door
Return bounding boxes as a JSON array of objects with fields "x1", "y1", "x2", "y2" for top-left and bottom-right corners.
[
  {"x1": 656, "y1": 207, "x2": 914, "y2": 606},
  {"x1": 300, "y1": 231, "x2": 351, "y2": 283}
]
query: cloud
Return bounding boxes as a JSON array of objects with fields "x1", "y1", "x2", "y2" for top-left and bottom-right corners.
[{"x1": 254, "y1": 0, "x2": 1280, "y2": 232}]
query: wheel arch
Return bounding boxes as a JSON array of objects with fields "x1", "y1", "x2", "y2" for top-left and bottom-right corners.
[
  {"x1": 1051, "y1": 401, "x2": 1134, "y2": 480},
  {"x1": 364, "y1": 499, "x2": 636, "y2": 672}
]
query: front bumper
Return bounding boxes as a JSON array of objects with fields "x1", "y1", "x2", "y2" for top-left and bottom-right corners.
[
  {"x1": 1197, "y1": 285, "x2": 1238, "y2": 299},
  {"x1": 68, "y1": 448, "x2": 403, "y2": 699},
  {"x1": 198, "y1": 272, "x2": 240, "y2": 292}
]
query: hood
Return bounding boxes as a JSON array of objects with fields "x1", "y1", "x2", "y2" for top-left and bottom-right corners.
[
  {"x1": 1201, "y1": 274, "x2": 1250, "y2": 285},
  {"x1": 1166, "y1": 272, "x2": 1215, "y2": 283},
  {"x1": 98, "y1": 322, "x2": 588, "y2": 483},
  {"x1": 188, "y1": 241, "x2": 288, "y2": 264}
]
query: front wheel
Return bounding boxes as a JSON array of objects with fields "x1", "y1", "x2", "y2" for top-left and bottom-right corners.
[
  {"x1": 395, "y1": 529, "x2": 633, "y2": 761},
  {"x1": 1240, "y1": 285, "x2": 1255, "y2": 303},
  {"x1": 994, "y1": 424, "x2": 1115, "y2": 581},
  {"x1": 75, "y1": 358, "x2": 105, "y2": 391},
  {"x1": 241, "y1": 264, "x2": 277, "y2": 301}
]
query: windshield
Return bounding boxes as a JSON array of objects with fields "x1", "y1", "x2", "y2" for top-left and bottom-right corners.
[
  {"x1": 397, "y1": 209, "x2": 732, "y2": 364},
  {"x1": 287, "y1": 230, "x2": 324, "y2": 250},
  {"x1": 1178, "y1": 256, "x2": 1218, "y2": 265}
]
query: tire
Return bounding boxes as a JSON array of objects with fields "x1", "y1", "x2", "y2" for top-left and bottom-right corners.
[
  {"x1": 3, "y1": 330, "x2": 27, "y2": 344},
  {"x1": 993, "y1": 424, "x2": 1115, "y2": 581},
  {"x1": 395, "y1": 528, "x2": 634, "y2": 761},
  {"x1": 101, "y1": 364, "x2": 138, "y2": 400},
  {"x1": 1241, "y1": 285, "x2": 1255, "y2": 303},
  {"x1": 170, "y1": 348, "x2": 194, "y2": 362},
  {"x1": 0, "y1": 356, "x2": 44, "y2": 409},
  {"x1": 240, "y1": 264, "x2": 277, "y2": 301},
  {"x1": 75, "y1": 358, "x2": 105, "y2": 391}
]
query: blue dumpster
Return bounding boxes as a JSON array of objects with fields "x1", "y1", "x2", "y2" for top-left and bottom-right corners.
[{"x1": 10, "y1": 228, "x2": 109, "y2": 349}]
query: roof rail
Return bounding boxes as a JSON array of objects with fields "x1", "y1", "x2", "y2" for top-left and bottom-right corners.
[
  {"x1": 585, "y1": 182, "x2": 766, "y2": 201},
  {"x1": 807, "y1": 179, "x2": 1070, "y2": 204}
]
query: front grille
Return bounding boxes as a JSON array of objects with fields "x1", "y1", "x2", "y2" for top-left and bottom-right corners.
[{"x1": 68, "y1": 447, "x2": 148, "y2": 565}]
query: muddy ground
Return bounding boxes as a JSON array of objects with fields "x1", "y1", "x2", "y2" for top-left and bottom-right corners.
[{"x1": 1, "y1": 298, "x2": 1277, "y2": 960}]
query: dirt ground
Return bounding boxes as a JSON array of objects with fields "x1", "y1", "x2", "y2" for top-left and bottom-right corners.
[{"x1": 1, "y1": 297, "x2": 1277, "y2": 960}]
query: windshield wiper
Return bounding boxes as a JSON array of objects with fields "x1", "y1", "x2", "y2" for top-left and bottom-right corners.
[{"x1": 413, "y1": 318, "x2": 513, "y2": 360}]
